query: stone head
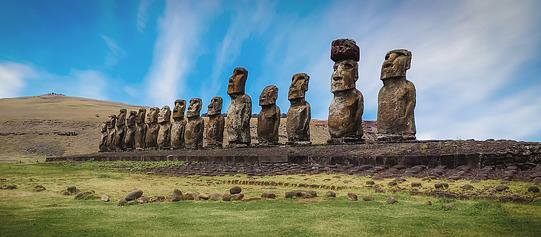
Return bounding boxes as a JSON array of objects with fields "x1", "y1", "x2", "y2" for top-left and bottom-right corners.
[
  {"x1": 158, "y1": 106, "x2": 171, "y2": 123},
  {"x1": 187, "y1": 98, "x2": 202, "y2": 118},
  {"x1": 331, "y1": 39, "x2": 360, "y2": 62},
  {"x1": 136, "y1": 108, "x2": 146, "y2": 124},
  {"x1": 288, "y1": 73, "x2": 310, "y2": 100},
  {"x1": 146, "y1": 107, "x2": 159, "y2": 124},
  {"x1": 259, "y1": 85, "x2": 278, "y2": 106},
  {"x1": 172, "y1": 99, "x2": 186, "y2": 121},
  {"x1": 108, "y1": 115, "x2": 117, "y2": 128},
  {"x1": 331, "y1": 59, "x2": 358, "y2": 93},
  {"x1": 227, "y1": 67, "x2": 248, "y2": 95},
  {"x1": 127, "y1": 111, "x2": 136, "y2": 126},
  {"x1": 207, "y1": 96, "x2": 223, "y2": 116},
  {"x1": 381, "y1": 49, "x2": 411, "y2": 80}
]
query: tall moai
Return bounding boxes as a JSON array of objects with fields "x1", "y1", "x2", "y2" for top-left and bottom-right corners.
[
  {"x1": 185, "y1": 98, "x2": 204, "y2": 149},
  {"x1": 144, "y1": 107, "x2": 160, "y2": 150},
  {"x1": 99, "y1": 121, "x2": 108, "y2": 152},
  {"x1": 287, "y1": 73, "x2": 311, "y2": 145},
  {"x1": 171, "y1": 100, "x2": 187, "y2": 149},
  {"x1": 327, "y1": 39, "x2": 364, "y2": 144},
  {"x1": 124, "y1": 111, "x2": 137, "y2": 150},
  {"x1": 157, "y1": 105, "x2": 172, "y2": 149},
  {"x1": 205, "y1": 96, "x2": 225, "y2": 148},
  {"x1": 134, "y1": 108, "x2": 146, "y2": 150},
  {"x1": 107, "y1": 115, "x2": 117, "y2": 151},
  {"x1": 225, "y1": 68, "x2": 252, "y2": 147},
  {"x1": 114, "y1": 109, "x2": 127, "y2": 150},
  {"x1": 377, "y1": 49, "x2": 416, "y2": 141},
  {"x1": 257, "y1": 85, "x2": 280, "y2": 145}
]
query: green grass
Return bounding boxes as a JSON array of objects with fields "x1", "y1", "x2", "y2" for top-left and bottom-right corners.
[{"x1": 1, "y1": 163, "x2": 540, "y2": 237}]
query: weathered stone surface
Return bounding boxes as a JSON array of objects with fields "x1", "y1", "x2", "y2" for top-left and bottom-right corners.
[
  {"x1": 226, "y1": 68, "x2": 251, "y2": 146},
  {"x1": 75, "y1": 191, "x2": 95, "y2": 200},
  {"x1": 172, "y1": 189, "x2": 183, "y2": 202},
  {"x1": 387, "y1": 196, "x2": 398, "y2": 204},
  {"x1": 462, "y1": 184, "x2": 474, "y2": 190},
  {"x1": 231, "y1": 193, "x2": 244, "y2": 201},
  {"x1": 258, "y1": 85, "x2": 280, "y2": 145},
  {"x1": 114, "y1": 109, "x2": 127, "y2": 151},
  {"x1": 328, "y1": 40, "x2": 364, "y2": 144},
  {"x1": 222, "y1": 194, "x2": 232, "y2": 201},
  {"x1": 144, "y1": 107, "x2": 160, "y2": 149},
  {"x1": 287, "y1": 73, "x2": 311, "y2": 144},
  {"x1": 107, "y1": 115, "x2": 117, "y2": 151},
  {"x1": 206, "y1": 97, "x2": 225, "y2": 148},
  {"x1": 209, "y1": 193, "x2": 221, "y2": 201},
  {"x1": 4, "y1": 184, "x2": 17, "y2": 189},
  {"x1": 99, "y1": 122, "x2": 108, "y2": 152},
  {"x1": 124, "y1": 190, "x2": 143, "y2": 201},
  {"x1": 325, "y1": 191, "x2": 336, "y2": 197},
  {"x1": 33, "y1": 185, "x2": 46, "y2": 192},
  {"x1": 365, "y1": 181, "x2": 375, "y2": 186},
  {"x1": 230, "y1": 186, "x2": 242, "y2": 194},
  {"x1": 347, "y1": 192, "x2": 358, "y2": 201},
  {"x1": 124, "y1": 111, "x2": 137, "y2": 150},
  {"x1": 411, "y1": 182, "x2": 422, "y2": 187},
  {"x1": 157, "y1": 106, "x2": 172, "y2": 150},
  {"x1": 528, "y1": 186, "x2": 540, "y2": 193},
  {"x1": 185, "y1": 98, "x2": 204, "y2": 149},
  {"x1": 66, "y1": 186, "x2": 79, "y2": 194},
  {"x1": 199, "y1": 193, "x2": 209, "y2": 200},
  {"x1": 363, "y1": 196, "x2": 374, "y2": 201},
  {"x1": 101, "y1": 195, "x2": 110, "y2": 202},
  {"x1": 495, "y1": 185, "x2": 509, "y2": 192},
  {"x1": 377, "y1": 49, "x2": 416, "y2": 141},
  {"x1": 134, "y1": 108, "x2": 146, "y2": 150},
  {"x1": 261, "y1": 193, "x2": 277, "y2": 199},
  {"x1": 171, "y1": 100, "x2": 186, "y2": 149},
  {"x1": 331, "y1": 39, "x2": 360, "y2": 62},
  {"x1": 184, "y1": 192, "x2": 196, "y2": 200},
  {"x1": 435, "y1": 183, "x2": 449, "y2": 189}
]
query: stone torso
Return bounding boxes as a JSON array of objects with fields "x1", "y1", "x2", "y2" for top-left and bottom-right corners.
[
  {"x1": 157, "y1": 123, "x2": 172, "y2": 149},
  {"x1": 328, "y1": 89, "x2": 364, "y2": 139},
  {"x1": 185, "y1": 117, "x2": 204, "y2": 149},
  {"x1": 124, "y1": 125, "x2": 136, "y2": 150},
  {"x1": 286, "y1": 102, "x2": 311, "y2": 142},
  {"x1": 171, "y1": 120, "x2": 186, "y2": 149},
  {"x1": 145, "y1": 123, "x2": 159, "y2": 149},
  {"x1": 226, "y1": 94, "x2": 252, "y2": 145},
  {"x1": 206, "y1": 115, "x2": 225, "y2": 147},
  {"x1": 257, "y1": 105, "x2": 280, "y2": 144},
  {"x1": 135, "y1": 123, "x2": 146, "y2": 149},
  {"x1": 377, "y1": 79, "x2": 416, "y2": 136}
]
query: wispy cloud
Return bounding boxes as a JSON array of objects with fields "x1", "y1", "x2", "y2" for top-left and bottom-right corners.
[
  {"x1": 71, "y1": 70, "x2": 109, "y2": 100},
  {"x1": 0, "y1": 62, "x2": 39, "y2": 98},
  {"x1": 102, "y1": 35, "x2": 126, "y2": 67},
  {"x1": 137, "y1": 0, "x2": 155, "y2": 32},
  {"x1": 143, "y1": 0, "x2": 219, "y2": 107}
]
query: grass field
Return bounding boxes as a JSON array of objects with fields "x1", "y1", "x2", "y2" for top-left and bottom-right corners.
[{"x1": 1, "y1": 162, "x2": 541, "y2": 237}]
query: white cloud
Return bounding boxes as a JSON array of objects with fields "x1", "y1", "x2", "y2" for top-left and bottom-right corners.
[
  {"x1": 0, "y1": 62, "x2": 39, "y2": 98},
  {"x1": 71, "y1": 70, "x2": 109, "y2": 100},
  {"x1": 143, "y1": 0, "x2": 219, "y2": 107},
  {"x1": 137, "y1": 0, "x2": 155, "y2": 32},
  {"x1": 102, "y1": 35, "x2": 126, "y2": 67}
]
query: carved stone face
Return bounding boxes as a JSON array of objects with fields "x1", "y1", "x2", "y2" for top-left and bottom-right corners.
[
  {"x1": 187, "y1": 98, "x2": 202, "y2": 118},
  {"x1": 101, "y1": 122, "x2": 108, "y2": 132},
  {"x1": 259, "y1": 85, "x2": 278, "y2": 106},
  {"x1": 136, "y1": 108, "x2": 146, "y2": 124},
  {"x1": 158, "y1": 106, "x2": 171, "y2": 123},
  {"x1": 146, "y1": 107, "x2": 159, "y2": 124},
  {"x1": 227, "y1": 68, "x2": 248, "y2": 95},
  {"x1": 127, "y1": 111, "x2": 136, "y2": 126},
  {"x1": 108, "y1": 115, "x2": 116, "y2": 128},
  {"x1": 207, "y1": 96, "x2": 223, "y2": 116},
  {"x1": 172, "y1": 100, "x2": 186, "y2": 120},
  {"x1": 381, "y1": 49, "x2": 411, "y2": 80},
  {"x1": 288, "y1": 73, "x2": 309, "y2": 100},
  {"x1": 331, "y1": 59, "x2": 358, "y2": 93}
]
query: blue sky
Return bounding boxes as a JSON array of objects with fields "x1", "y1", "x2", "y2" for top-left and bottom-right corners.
[{"x1": 1, "y1": 0, "x2": 541, "y2": 141}]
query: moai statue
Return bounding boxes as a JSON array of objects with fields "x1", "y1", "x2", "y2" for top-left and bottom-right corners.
[
  {"x1": 134, "y1": 108, "x2": 146, "y2": 150},
  {"x1": 184, "y1": 98, "x2": 204, "y2": 149},
  {"x1": 225, "y1": 68, "x2": 252, "y2": 147},
  {"x1": 157, "y1": 105, "x2": 172, "y2": 149},
  {"x1": 327, "y1": 39, "x2": 364, "y2": 144},
  {"x1": 114, "y1": 109, "x2": 127, "y2": 150},
  {"x1": 205, "y1": 97, "x2": 225, "y2": 148},
  {"x1": 257, "y1": 85, "x2": 280, "y2": 145},
  {"x1": 171, "y1": 100, "x2": 187, "y2": 149},
  {"x1": 287, "y1": 73, "x2": 311, "y2": 145},
  {"x1": 99, "y1": 121, "x2": 108, "y2": 152},
  {"x1": 144, "y1": 107, "x2": 160, "y2": 150},
  {"x1": 106, "y1": 115, "x2": 117, "y2": 151},
  {"x1": 123, "y1": 111, "x2": 137, "y2": 150},
  {"x1": 377, "y1": 49, "x2": 416, "y2": 141}
]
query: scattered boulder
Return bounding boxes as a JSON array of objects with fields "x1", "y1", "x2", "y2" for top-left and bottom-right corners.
[
  {"x1": 387, "y1": 197, "x2": 398, "y2": 204},
  {"x1": 261, "y1": 193, "x2": 277, "y2": 199},
  {"x1": 199, "y1": 194, "x2": 209, "y2": 200},
  {"x1": 137, "y1": 196, "x2": 150, "y2": 203},
  {"x1": 461, "y1": 184, "x2": 474, "y2": 190},
  {"x1": 184, "y1": 192, "x2": 196, "y2": 200},
  {"x1": 362, "y1": 196, "x2": 374, "y2": 201},
  {"x1": 230, "y1": 186, "x2": 242, "y2": 194},
  {"x1": 285, "y1": 191, "x2": 296, "y2": 198},
  {"x1": 124, "y1": 190, "x2": 143, "y2": 201},
  {"x1": 411, "y1": 182, "x2": 422, "y2": 187},
  {"x1": 305, "y1": 190, "x2": 317, "y2": 198},
  {"x1": 172, "y1": 189, "x2": 183, "y2": 202},
  {"x1": 495, "y1": 185, "x2": 509, "y2": 192},
  {"x1": 149, "y1": 196, "x2": 166, "y2": 203},
  {"x1": 222, "y1": 194, "x2": 232, "y2": 201},
  {"x1": 325, "y1": 191, "x2": 336, "y2": 197},
  {"x1": 75, "y1": 191, "x2": 95, "y2": 200},
  {"x1": 209, "y1": 193, "x2": 221, "y2": 201},
  {"x1": 374, "y1": 187, "x2": 385, "y2": 193},
  {"x1": 347, "y1": 192, "x2": 358, "y2": 201},
  {"x1": 33, "y1": 185, "x2": 46, "y2": 192},
  {"x1": 4, "y1": 184, "x2": 17, "y2": 190},
  {"x1": 64, "y1": 186, "x2": 79, "y2": 195},
  {"x1": 425, "y1": 200, "x2": 432, "y2": 206},
  {"x1": 365, "y1": 181, "x2": 375, "y2": 186},
  {"x1": 388, "y1": 181, "x2": 398, "y2": 187},
  {"x1": 101, "y1": 195, "x2": 110, "y2": 202},
  {"x1": 394, "y1": 178, "x2": 407, "y2": 183},
  {"x1": 231, "y1": 193, "x2": 244, "y2": 201},
  {"x1": 527, "y1": 186, "x2": 539, "y2": 193},
  {"x1": 442, "y1": 203, "x2": 453, "y2": 210},
  {"x1": 434, "y1": 183, "x2": 449, "y2": 190}
]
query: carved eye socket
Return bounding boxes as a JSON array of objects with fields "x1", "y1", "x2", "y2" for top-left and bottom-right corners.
[
  {"x1": 385, "y1": 54, "x2": 389, "y2": 60},
  {"x1": 333, "y1": 65, "x2": 338, "y2": 71},
  {"x1": 344, "y1": 63, "x2": 353, "y2": 69}
]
